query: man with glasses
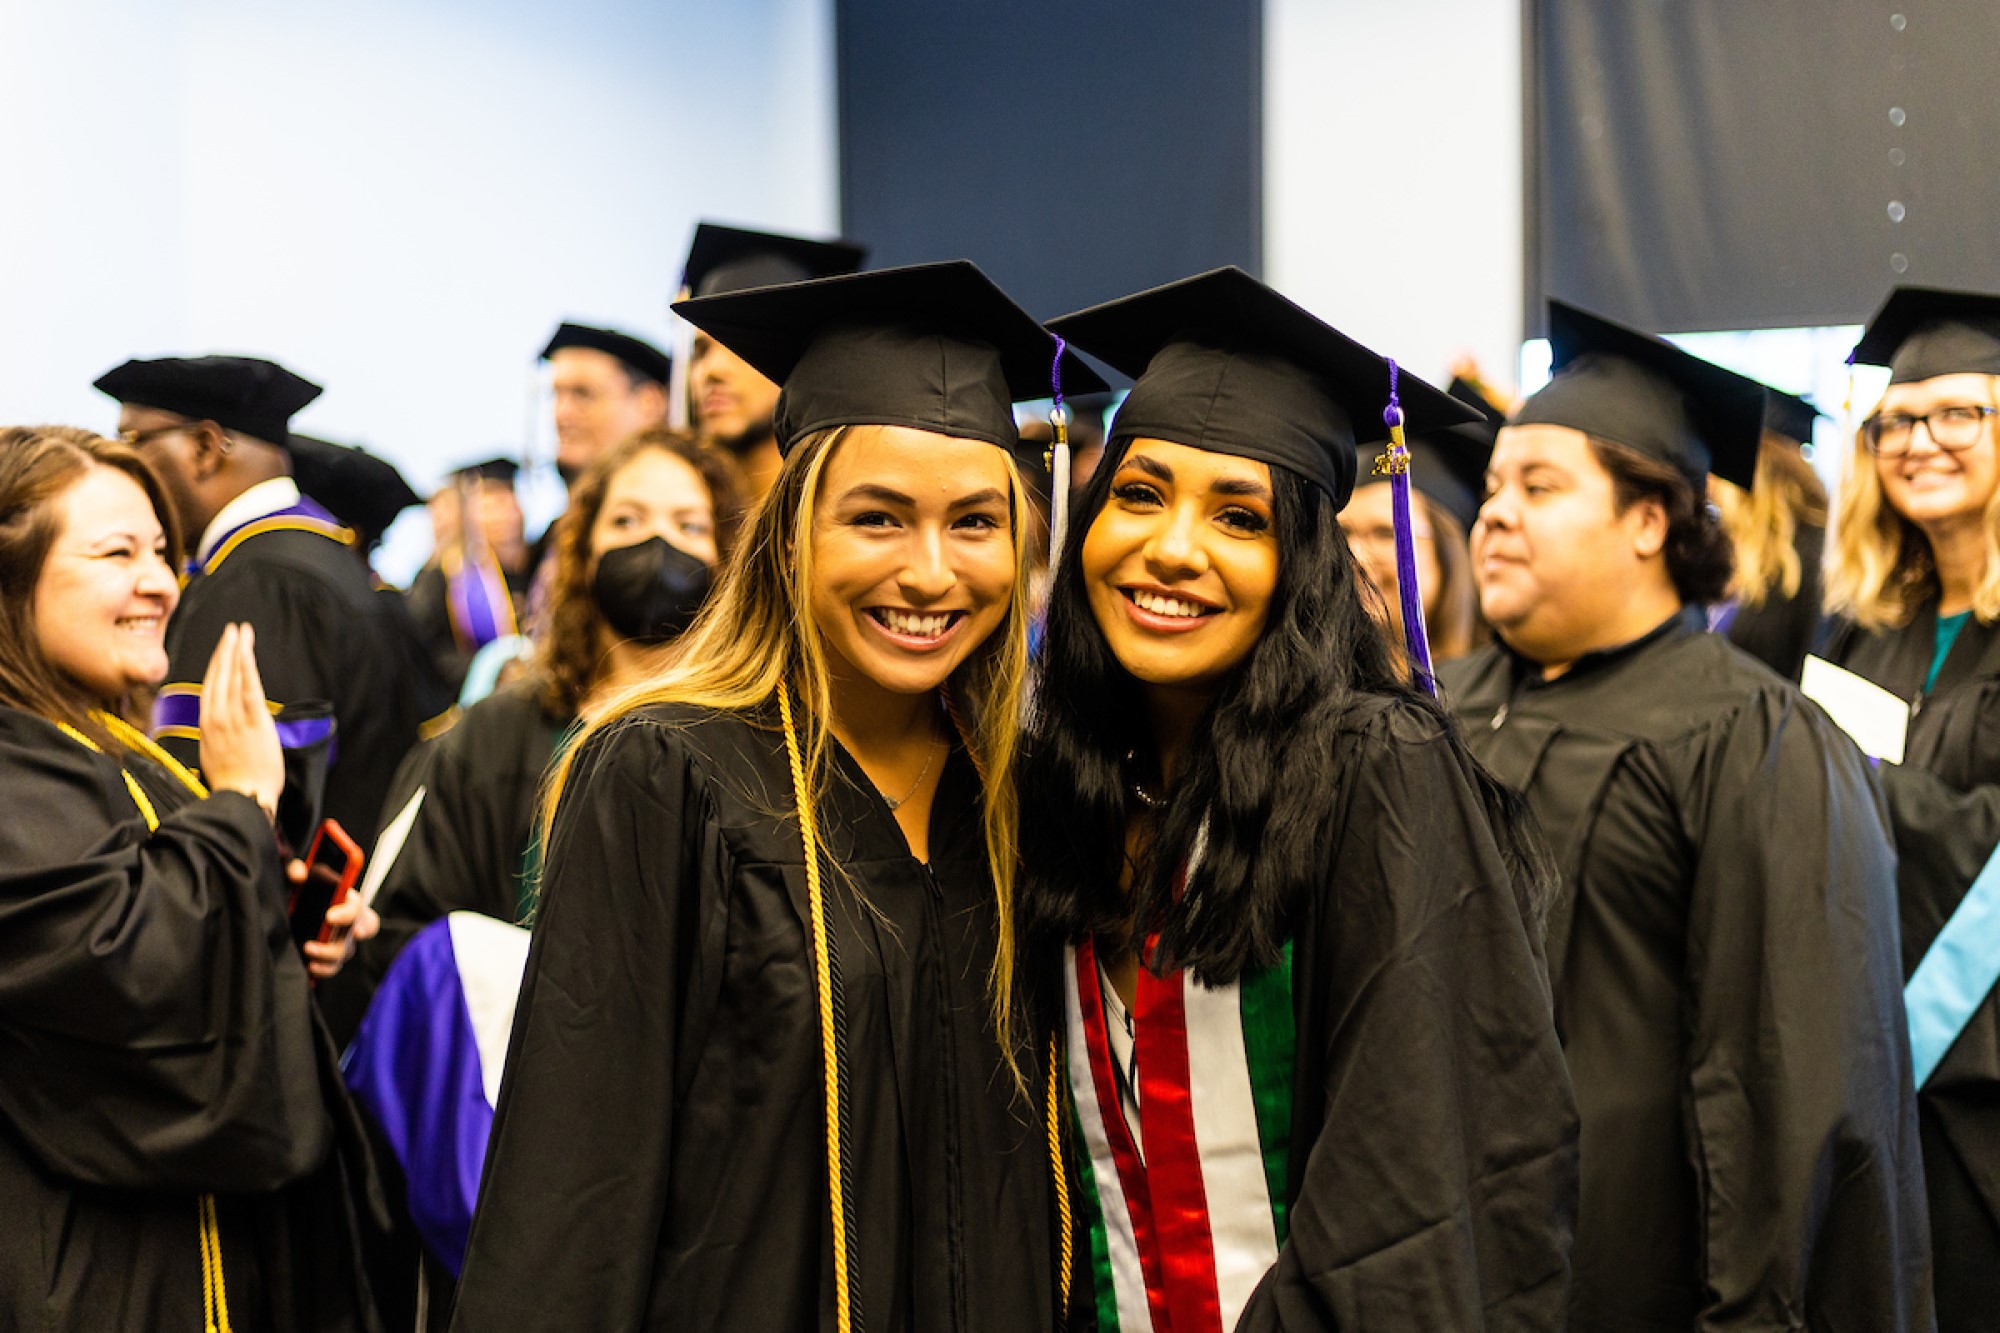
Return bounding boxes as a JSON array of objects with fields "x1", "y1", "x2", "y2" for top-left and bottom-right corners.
[
  {"x1": 95, "y1": 355, "x2": 434, "y2": 854},
  {"x1": 1819, "y1": 286, "x2": 2000, "y2": 1331}
]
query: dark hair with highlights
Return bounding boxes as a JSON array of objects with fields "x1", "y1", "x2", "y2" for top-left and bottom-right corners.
[
  {"x1": 0, "y1": 426, "x2": 183, "y2": 748},
  {"x1": 1018, "y1": 437, "x2": 1549, "y2": 984},
  {"x1": 1587, "y1": 435, "x2": 1735, "y2": 606}
]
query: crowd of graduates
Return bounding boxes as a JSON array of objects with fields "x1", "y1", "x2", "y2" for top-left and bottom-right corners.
[{"x1": 4, "y1": 217, "x2": 2000, "y2": 1332}]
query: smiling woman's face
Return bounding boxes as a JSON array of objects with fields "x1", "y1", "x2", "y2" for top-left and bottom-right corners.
[
  {"x1": 1080, "y1": 438, "x2": 1280, "y2": 694},
  {"x1": 33, "y1": 466, "x2": 180, "y2": 703},
  {"x1": 808, "y1": 424, "x2": 1020, "y2": 697}
]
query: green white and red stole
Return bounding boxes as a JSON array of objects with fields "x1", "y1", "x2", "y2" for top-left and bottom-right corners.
[{"x1": 1065, "y1": 935, "x2": 1296, "y2": 1333}]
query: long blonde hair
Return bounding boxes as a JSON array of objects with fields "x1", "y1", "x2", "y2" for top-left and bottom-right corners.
[
  {"x1": 1826, "y1": 385, "x2": 2000, "y2": 628},
  {"x1": 538, "y1": 423, "x2": 1035, "y2": 1064},
  {"x1": 1714, "y1": 431, "x2": 1829, "y2": 610}
]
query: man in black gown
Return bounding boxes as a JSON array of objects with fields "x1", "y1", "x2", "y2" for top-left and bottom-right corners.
[
  {"x1": 96, "y1": 355, "x2": 432, "y2": 851},
  {"x1": 1440, "y1": 302, "x2": 1933, "y2": 1329}
]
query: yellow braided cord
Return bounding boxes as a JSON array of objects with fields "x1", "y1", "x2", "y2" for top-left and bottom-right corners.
[
  {"x1": 206, "y1": 1194, "x2": 234, "y2": 1333},
  {"x1": 778, "y1": 687, "x2": 854, "y2": 1333},
  {"x1": 97, "y1": 711, "x2": 207, "y2": 796},
  {"x1": 1047, "y1": 1034, "x2": 1072, "y2": 1314}
]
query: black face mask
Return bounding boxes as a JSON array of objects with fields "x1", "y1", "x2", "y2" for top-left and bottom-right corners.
[{"x1": 590, "y1": 537, "x2": 713, "y2": 644}]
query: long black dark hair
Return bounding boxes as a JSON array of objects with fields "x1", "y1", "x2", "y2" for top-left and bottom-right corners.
[{"x1": 1019, "y1": 435, "x2": 1549, "y2": 985}]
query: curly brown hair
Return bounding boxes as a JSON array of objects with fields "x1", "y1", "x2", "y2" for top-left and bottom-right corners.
[
  {"x1": 0, "y1": 425, "x2": 185, "y2": 748},
  {"x1": 1587, "y1": 435, "x2": 1735, "y2": 606},
  {"x1": 532, "y1": 428, "x2": 747, "y2": 717}
]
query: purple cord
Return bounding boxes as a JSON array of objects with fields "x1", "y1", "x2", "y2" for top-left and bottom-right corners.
[
  {"x1": 1383, "y1": 359, "x2": 1437, "y2": 695},
  {"x1": 1051, "y1": 335, "x2": 1067, "y2": 410}
]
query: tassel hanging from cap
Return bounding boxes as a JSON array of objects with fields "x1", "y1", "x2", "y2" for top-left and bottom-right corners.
[
  {"x1": 1046, "y1": 336, "x2": 1075, "y2": 577},
  {"x1": 1374, "y1": 358, "x2": 1438, "y2": 696}
]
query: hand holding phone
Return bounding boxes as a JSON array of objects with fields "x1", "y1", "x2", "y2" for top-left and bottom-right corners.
[{"x1": 288, "y1": 819, "x2": 363, "y2": 954}]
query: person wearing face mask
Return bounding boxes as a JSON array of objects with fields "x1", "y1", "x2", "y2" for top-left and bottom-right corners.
[
  {"x1": 1817, "y1": 287, "x2": 2000, "y2": 1330},
  {"x1": 0, "y1": 426, "x2": 379, "y2": 1331},
  {"x1": 1441, "y1": 302, "x2": 1931, "y2": 1329},
  {"x1": 451, "y1": 262, "x2": 1105, "y2": 1332},
  {"x1": 1021, "y1": 269, "x2": 1578, "y2": 1330}
]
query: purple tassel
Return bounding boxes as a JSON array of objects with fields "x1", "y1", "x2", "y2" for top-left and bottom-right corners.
[{"x1": 1382, "y1": 359, "x2": 1438, "y2": 695}]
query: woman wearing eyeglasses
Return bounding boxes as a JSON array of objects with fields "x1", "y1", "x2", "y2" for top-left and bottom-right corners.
[{"x1": 1821, "y1": 286, "x2": 2000, "y2": 1332}]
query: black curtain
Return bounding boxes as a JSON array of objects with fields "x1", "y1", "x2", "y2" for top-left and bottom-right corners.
[
  {"x1": 1528, "y1": 0, "x2": 2000, "y2": 335},
  {"x1": 836, "y1": 0, "x2": 1261, "y2": 322}
]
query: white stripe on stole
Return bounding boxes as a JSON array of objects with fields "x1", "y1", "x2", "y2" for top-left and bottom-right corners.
[
  {"x1": 1182, "y1": 973, "x2": 1280, "y2": 1328},
  {"x1": 1065, "y1": 947, "x2": 1153, "y2": 1331}
]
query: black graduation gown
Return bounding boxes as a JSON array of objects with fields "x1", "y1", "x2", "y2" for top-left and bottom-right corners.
[
  {"x1": 1441, "y1": 611, "x2": 1932, "y2": 1331},
  {"x1": 316, "y1": 681, "x2": 568, "y2": 1046},
  {"x1": 0, "y1": 707, "x2": 382, "y2": 1332},
  {"x1": 162, "y1": 525, "x2": 431, "y2": 851},
  {"x1": 449, "y1": 703, "x2": 1057, "y2": 1333},
  {"x1": 1822, "y1": 605, "x2": 2000, "y2": 1331},
  {"x1": 1722, "y1": 522, "x2": 1825, "y2": 682},
  {"x1": 1057, "y1": 697, "x2": 1581, "y2": 1330}
]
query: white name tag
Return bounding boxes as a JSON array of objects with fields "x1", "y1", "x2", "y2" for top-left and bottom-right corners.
[{"x1": 1801, "y1": 655, "x2": 1910, "y2": 764}]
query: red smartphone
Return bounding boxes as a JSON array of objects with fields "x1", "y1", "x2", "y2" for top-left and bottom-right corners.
[{"x1": 288, "y1": 819, "x2": 364, "y2": 951}]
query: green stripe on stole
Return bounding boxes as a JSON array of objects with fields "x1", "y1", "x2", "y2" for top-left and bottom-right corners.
[
  {"x1": 1071, "y1": 1101, "x2": 1125, "y2": 1331},
  {"x1": 1238, "y1": 942, "x2": 1296, "y2": 1246}
]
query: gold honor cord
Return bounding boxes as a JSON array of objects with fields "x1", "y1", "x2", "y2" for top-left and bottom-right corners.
[
  {"x1": 55, "y1": 711, "x2": 229, "y2": 1331},
  {"x1": 1047, "y1": 1035, "x2": 1073, "y2": 1315},
  {"x1": 777, "y1": 686, "x2": 859, "y2": 1333}
]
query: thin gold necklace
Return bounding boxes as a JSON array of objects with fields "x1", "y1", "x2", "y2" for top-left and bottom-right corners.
[{"x1": 883, "y1": 732, "x2": 942, "y2": 811}]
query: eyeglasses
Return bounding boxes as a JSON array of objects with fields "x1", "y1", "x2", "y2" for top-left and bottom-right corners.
[
  {"x1": 1340, "y1": 522, "x2": 1433, "y2": 551},
  {"x1": 1861, "y1": 405, "x2": 2000, "y2": 457}
]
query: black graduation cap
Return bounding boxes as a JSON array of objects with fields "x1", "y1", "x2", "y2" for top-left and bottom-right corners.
[
  {"x1": 672, "y1": 260, "x2": 1107, "y2": 454},
  {"x1": 1763, "y1": 388, "x2": 1824, "y2": 445},
  {"x1": 1047, "y1": 267, "x2": 1478, "y2": 509},
  {"x1": 449, "y1": 456, "x2": 521, "y2": 485},
  {"x1": 94, "y1": 355, "x2": 322, "y2": 447},
  {"x1": 286, "y1": 434, "x2": 421, "y2": 548},
  {"x1": 1850, "y1": 286, "x2": 2000, "y2": 385},
  {"x1": 539, "y1": 323, "x2": 674, "y2": 387},
  {"x1": 1513, "y1": 300, "x2": 1765, "y2": 490},
  {"x1": 681, "y1": 222, "x2": 868, "y2": 299}
]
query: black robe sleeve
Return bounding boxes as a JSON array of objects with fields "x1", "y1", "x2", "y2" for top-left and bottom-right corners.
[
  {"x1": 0, "y1": 714, "x2": 331, "y2": 1193},
  {"x1": 449, "y1": 720, "x2": 714, "y2": 1332},
  {"x1": 1237, "y1": 717, "x2": 1579, "y2": 1330},
  {"x1": 1678, "y1": 690, "x2": 1930, "y2": 1327}
]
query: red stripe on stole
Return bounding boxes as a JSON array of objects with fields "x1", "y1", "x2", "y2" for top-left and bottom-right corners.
[
  {"x1": 1134, "y1": 948, "x2": 1224, "y2": 1333},
  {"x1": 1075, "y1": 938, "x2": 1173, "y2": 1331}
]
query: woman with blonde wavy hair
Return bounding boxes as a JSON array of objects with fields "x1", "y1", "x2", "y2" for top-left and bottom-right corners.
[
  {"x1": 450, "y1": 262, "x2": 1104, "y2": 1333},
  {"x1": 1820, "y1": 286, "x2": 2000, "y2": 1332}
]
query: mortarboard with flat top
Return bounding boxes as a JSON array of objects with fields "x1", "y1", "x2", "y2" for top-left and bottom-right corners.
[
  {"x1": 681, "y1": 222, "x2": 868, "y2": 299},
  {"x1": 1513, "y1": 300, "x2": 1765, "y2": 490},
  {"x1": 1763, "y1": 388, "x2": 1824, "y2": 446},
  {"x1": 1850, "y1": 286, "x2": 2000, "y2": 385},
  {"x1": 286, "y1": 434, "x2": 421, "y2": 549},
  {"x1": 1047, "y1": 266, "x2": 1478, "y2": 510},
  {"x1": 672, "y1": 260, "x2": 1106, "y2": 455},
  {"x1": 94, "y1": 355, "x2": 322, "y2": 448},
  {"x1": 449, "y1": 456, "x2": 521, "y2": 485},
  {"x1": 539, "y1": 323, "x2": 674, "y2": 387}
]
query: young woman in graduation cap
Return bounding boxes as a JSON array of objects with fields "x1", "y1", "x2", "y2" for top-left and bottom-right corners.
[
  {"x1": 0, "y1": 427, "x2": 380, "y2": 1331},
  {"x1": 1019, "y1": 268, "x2": 1578, "y2": 1332},
  {"x1": 449, "y1": 262, "x2": 1103, "y2": 1333},
  {"x1": 1442, "y1": 303, "x2": 1931, "y2": 1329},
  {"x1": 1820, "y1": 285, "x2": 2000, "y2": 1330},
  {"x1": 1338, "y1": 374, "x2": 1501, "y2": 665}
]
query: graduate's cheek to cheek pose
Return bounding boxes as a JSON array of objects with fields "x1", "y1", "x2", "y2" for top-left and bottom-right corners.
[
  {"x1": 1473, "y1": 422, "x2": 1672, "y2": 671},
  {"x1": 809, "y1": 423, "x2": 1019, "y2": 697},
  {"x1": 1080, "y1": 438, "x2": 1277, "y2": 692}
]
